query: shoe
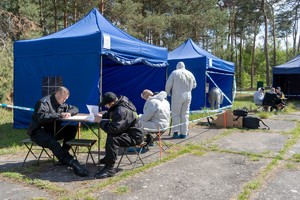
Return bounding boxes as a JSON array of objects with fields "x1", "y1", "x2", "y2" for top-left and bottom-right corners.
[
  {"x1": 99, "y1": 157, "x2": 108, "y2": 165},
  {"x1": 145, "y1": 133, "x2": 154, "y2": 146},
  {"x1": 173, "y1": 132, "x2": 180, "y2": 139},
  {"x1": 148, "y1": 142, "x2": 154, "y2": 147},
  {"x1": 94, "y1": 166, "x2": 116, "y2": 179},
  {"x1": 55, "y1": 160, "x2": 68, "y2": 166},
  {"x1": 179, "y1": 134, "x2": 187, "y2": 139},
  {"x1": 68, "y1": 159, "x2": 89, "y2": 177}
]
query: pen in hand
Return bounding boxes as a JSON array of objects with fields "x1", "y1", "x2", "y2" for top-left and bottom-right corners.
[{"x1": 61, "y1": 112, "x2": 71, "y2": 119}]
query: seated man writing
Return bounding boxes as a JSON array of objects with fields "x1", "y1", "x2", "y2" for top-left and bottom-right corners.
[
  {"x1": 28, "y1": 86, "x2": 89, "y2": 177},
  {"x1": 140, "y1": 89, "x2": 170, "y2": 145}
]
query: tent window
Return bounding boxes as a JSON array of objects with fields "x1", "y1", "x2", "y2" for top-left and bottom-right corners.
[{"x1": 42, "y1": 77, "x2": 63, "y2": 96}]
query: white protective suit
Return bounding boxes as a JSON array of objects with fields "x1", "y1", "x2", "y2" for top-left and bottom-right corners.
[
  {"x1": 165, "y1": 62, "x2": 197, "y2": 135},
  {"x1": 253, "y1": 88, "x2": 264, "y2": 105},
  {"x1": 208, "y1": 87, "x2": 224, "y2": 109},
  {"x1": 140, "y1": 91, "x2": 170, "y2": 130}
]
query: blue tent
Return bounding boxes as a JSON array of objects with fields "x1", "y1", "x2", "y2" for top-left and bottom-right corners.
[
  {"x1": 14, "y1": 8, "x2": 168, "y2": 128},
  {"x1": 168, "y1": 39, "x2": 235, "y2": 111},
  {"x1": 273, "y1": 54, "x2": 300, "y2": 97}
]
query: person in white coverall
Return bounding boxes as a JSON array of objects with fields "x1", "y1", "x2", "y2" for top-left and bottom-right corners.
[
  {"x1": 208, "y1": 87, "x2": 224, "y2": 109},
  {"x1": 253, "y1": 87, "x2": 265, "y2": 106},
  {"x1": 140, "y1": 89, "x2": 170, "y2": 145},
  {"x1": 165, "y1": 61, "x2": 197, "y2": 139}
]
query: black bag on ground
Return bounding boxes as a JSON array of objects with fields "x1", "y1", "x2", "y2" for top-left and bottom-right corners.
[
  {"x1": 243, "y1": 115, "x2": 270, "y2": 130},
  {"x1": 233, "y1": 109, "x2": 248, "y2": 121}
]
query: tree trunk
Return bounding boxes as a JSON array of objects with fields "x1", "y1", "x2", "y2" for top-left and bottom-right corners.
[
  {"x1": 73, "y1": 1, "x2": 77, "y2": 23},
  {"x1": 39, "y1": 0, "x2": 46, "y2": 35},
  {"x1": 297, "y1": 35, "x2": 300, "y2": 54},
  {"x1": 285, "y1": 34, "x2": 289, "y2": 61},
  {"x1": 64, "y1": 0, "x2": 67, "y2": 28},
  {"x1": 293, "y1": 8, "x2": 298, "y2": 55},
  {"x1": 53, "y1": 0, "x2": 58, "y2": 32},
  {"x1": 251, "y1": 28, "x2": 257, "y2": 89},
  {"x1": 99, "y1": 0, "x2": 105, "y2": 15},
  {"x1": 270, "y1": 6, "x2": 276, "y2": 67},
  {"x1": 239, "y1": 36, "x2": 243, "y2": 88},
  {"x1": 262, "y1": 0, "x2": 270, "y2": 87}
]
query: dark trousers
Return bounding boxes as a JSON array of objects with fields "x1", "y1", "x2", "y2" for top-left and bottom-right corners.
[
  {"x1": 104, "y1": 133, "x2": 137, "y2": 167},
  {"x1": 30, "y1": 125, "x2": 77, "y2": 163}
]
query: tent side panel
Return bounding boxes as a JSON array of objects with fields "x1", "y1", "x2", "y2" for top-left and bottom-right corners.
[
  {"x1": 168, "y1": 58, "x2": 206, "y2": 111},
  {"x1": 273, "y1": 74, "x2": 300, "y2": 97},
  {"x1": 206, "y1": 72, "x2": 234, "y2": 108},
  {"x1": 102, "y1": 60, "x2": 166, "y2": 113},
  {"x1": 14, "y1": 53, "x2": 100, "y2": 128}
]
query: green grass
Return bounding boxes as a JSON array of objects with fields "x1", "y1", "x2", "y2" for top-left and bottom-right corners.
[
  {"x1": 0, "y1": 108, "x2": 106, "y2": 155},
  {"x1": 114, "y1": 185, "x2": 131, "y2": 194},
  {"x1": 0, "y1": 108, "x2": 28, "y2": 154}
]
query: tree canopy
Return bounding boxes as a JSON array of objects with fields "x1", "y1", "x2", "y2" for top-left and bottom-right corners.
[{"x1": 0, "y1": 0, "x2": 300, "y2": 103}]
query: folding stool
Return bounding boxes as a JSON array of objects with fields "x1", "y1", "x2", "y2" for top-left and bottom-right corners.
[
  {"x1": 21, "y1": 138, "x2": 53, "y2": 166},
  {"x1": 116, "y1": 141, "x2": 148, "y2": 170},
  {"x1": 66, "y1": 138, "x2": 97, "y2": 166},
  {"x1": 148, "y1": 131, "x2": 170, "y2": 151}
]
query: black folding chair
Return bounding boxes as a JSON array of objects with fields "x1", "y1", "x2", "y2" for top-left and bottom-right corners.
[{"x1": 21, "y1": 138, "x2": 53, "y2": 166}]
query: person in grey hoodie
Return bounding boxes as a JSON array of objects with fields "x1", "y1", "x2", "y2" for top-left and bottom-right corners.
[{"x1": 140, "y1": 89, "x2": 170, "y2": 145}]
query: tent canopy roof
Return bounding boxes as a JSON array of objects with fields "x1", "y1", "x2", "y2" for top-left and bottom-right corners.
[
  {"x1": 168, "y1": 38, "x2": 234, "y2": 73},
  {"x1": 14, "y1": 8, "x2": 168, "y2": 67},
  {"x1": 273, "y1": 54, "x2": 300, "y2": 74}
]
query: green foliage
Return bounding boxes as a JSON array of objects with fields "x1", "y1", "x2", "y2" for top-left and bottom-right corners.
[
  {"x1": 0, "y1": 39, "x2": 13, "y2": 103},
  {"x1": 0, "y1": 0, "x2": 299, "y2": 101}
]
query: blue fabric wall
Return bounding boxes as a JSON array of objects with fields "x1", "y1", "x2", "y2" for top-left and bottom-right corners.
[
  {"x1": 14, "y1": 53, "x2": 100, "y2": 128},
  {"x1": 168, "y1": 58, "x2": 206, "y2": 110}
]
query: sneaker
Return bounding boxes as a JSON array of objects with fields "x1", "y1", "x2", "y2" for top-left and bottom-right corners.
[
  {"x1": 179, "y1": 134, "x2": 187, "y2": 139},
  {"x1": 94, "y1": 166, "x2": 116, "y2": 179},
  {"x1": 173, "y1": 132, "x2": 180, "y2": 139}
]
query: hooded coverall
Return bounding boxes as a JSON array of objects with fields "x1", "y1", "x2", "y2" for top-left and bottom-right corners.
[
  {"x1": 165, "y1": 62, "x2": 197, "y2": 136},
  {"x1": 208, "y1": 87, "x2": 224, "y2": 109},
  {"x1": 140, "y1": 91, "x2": 170, "y2": 130}
]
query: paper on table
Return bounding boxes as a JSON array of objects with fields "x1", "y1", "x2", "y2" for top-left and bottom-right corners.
[{"x1": 86, "y1": 105, "x2": 99, "y2": 121}]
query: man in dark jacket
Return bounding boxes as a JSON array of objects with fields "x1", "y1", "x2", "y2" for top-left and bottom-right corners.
[
  {"x1": 94, "y1": 92, "x2": 144, "y2": 179},
  {"x1": 28, "y1": 86, "x2": 89, "y2": 177}
]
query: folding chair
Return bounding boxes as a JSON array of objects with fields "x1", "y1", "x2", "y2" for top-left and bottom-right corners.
[
  {"x1": 21, "y1": 138, "x2": 53, "y2": 166},
  {"x1": 66, "y1": 139, "x2": 97, "y2": 166},
  {"x1": 116, "y1": 141, "x2": 148, "y2": 170},
  {"x1": 144, "y1": 127, "x2": 170, "y2": 159},
  {"x1": 148, "y1": 130, "x2": 170, "y2": 151}
]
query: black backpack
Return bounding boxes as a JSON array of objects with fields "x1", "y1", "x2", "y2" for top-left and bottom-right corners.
[
  {"x1": 233, "y1": 109, "x2": 248, "y2": 121},
  {"x1": 243, "y1": 115, "x2": 270, "y2": 130}
]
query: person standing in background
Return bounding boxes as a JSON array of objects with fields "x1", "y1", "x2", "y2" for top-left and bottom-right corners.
[{"x1": 165, "y1": 61, "x2": 197, "y2": 139}]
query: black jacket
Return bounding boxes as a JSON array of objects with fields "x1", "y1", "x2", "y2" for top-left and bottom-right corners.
[
  {"x1": 100, "y1": 96, "x2": 144, "y2": 144},
  {"x1": 262, "y1": 92, "x2": 282, "y2": 106},
  {"x1": 27, "y1": 93, "x2": 79, "y2": 136}
]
